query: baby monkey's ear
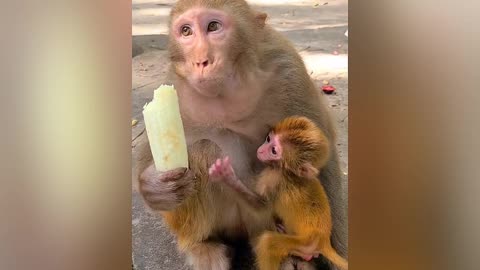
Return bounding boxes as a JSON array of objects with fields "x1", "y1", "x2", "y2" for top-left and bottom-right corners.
[{"x1": 298, "y1": 163, "x2": 319, "y2": 178}]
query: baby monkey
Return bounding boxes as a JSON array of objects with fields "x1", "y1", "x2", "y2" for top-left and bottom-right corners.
[{"x1": 209, "y1": 116, "x2": 348, "y2": 270}]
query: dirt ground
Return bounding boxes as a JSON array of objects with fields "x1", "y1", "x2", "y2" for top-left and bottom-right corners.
[{"x1": 132, "y1": 1, "x2": 348, "y2": 269}]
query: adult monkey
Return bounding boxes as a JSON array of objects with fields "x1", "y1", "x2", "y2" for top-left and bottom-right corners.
[{"x1": 134, "y1": 0, "x2": 347, "y2": 269}]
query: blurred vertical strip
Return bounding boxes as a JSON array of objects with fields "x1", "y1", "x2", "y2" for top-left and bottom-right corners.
[
  {"x1": 350, "y1": 1, "x2": 480, "y2": 270},
  {"x1": 0, "y1": 1, "x2": 132, "y2": 270}
]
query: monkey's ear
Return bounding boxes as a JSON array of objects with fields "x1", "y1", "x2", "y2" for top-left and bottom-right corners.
[
  {"x1": 255, "y1": 12, "x2": 268, "y2": 28},
  {"x1": 298, "y1": 163, "x2": 319, "y2": 178}
]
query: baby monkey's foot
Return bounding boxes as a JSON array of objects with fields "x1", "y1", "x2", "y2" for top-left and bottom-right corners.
[
  {"x1": 208, "y1": 156, "x2": 235, "y2": 182},
  {"x1": 299, "y1": 253, "x2": 319, "y2": 262}
]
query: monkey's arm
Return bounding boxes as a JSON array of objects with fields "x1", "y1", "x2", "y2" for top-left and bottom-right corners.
[
  {"x1": 135, "y1": 131, "x2": 218, "y2": 211},
  {"x1": 133, "y1": 131, "x2": 194, "y2": 211},
  {"x1": 223, "y1": 173, "x2": 267, "y2": 209},
  {"x1": 209, "y1": 157, "x2": 267, "y2": 208}
]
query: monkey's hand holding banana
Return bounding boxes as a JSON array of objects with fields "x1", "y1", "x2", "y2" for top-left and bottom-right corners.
[{"x1": 140, "y1": 85, "x2": 195, "y2": 211}]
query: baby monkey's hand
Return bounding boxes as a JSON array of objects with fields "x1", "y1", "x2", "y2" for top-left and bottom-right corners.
[
  {"x1": 209, "y1": 156, "x2": 266, "y2": 208},
  {"x1": 208, "y1": 156, "x2": 235, "y2": 182}
]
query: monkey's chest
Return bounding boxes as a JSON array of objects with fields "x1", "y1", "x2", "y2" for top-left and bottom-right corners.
[
  {"x1": 213, "y1": 187, "x2": 272, "y2": 238},
  {"x1": 213, "y1": 193, "x2": 245, "y2": 234},
  {"x1": 188, "y1": 128, "x2": 259, "y2": 177}
]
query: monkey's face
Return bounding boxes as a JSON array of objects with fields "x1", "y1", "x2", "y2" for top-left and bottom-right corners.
[
  {"x1": 171, "y1": 8, "x2": 236, "y2": 97},
  {"x1": 257, "y1": 132, "x2": 283, "y2": 163}
]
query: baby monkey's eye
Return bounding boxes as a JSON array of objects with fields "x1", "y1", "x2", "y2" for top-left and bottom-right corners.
[
  {"x1": 271, "y1": 147, "x2": 277, "y2": 155},
  {"x1": 266, "y1": 135, "x2": 270, "y2": 143}
]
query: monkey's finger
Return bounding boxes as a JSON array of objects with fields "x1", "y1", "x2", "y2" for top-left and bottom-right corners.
[
  {"x1": 209, "y1": 163, "x2": 217, "y2": 172},
  {"x1": 139, "y1": 168, "x2": 195, "y2": 211},
  {"x1": 141, "y1": 177, "x2": 178, "y2": 194},
  {"x1": 173, "y1": 177, "x2": 195, "y2": 192},
  {"x1": 144, "y1": 190, "x2": 176, "y2": 204},
  {"x1": 143, "y1": 190, "x2": 184, "y2": 211},
  {"x1": 276, "y1": 223, "x2": 287, "y2": 233},
  {"x1": 209, "y1": 162, "x2": 217, "y2": 170},
  {"x1": 141, "y1": 166, "x2": 189, "y2": 183},
  {"x1": 223, "y1": 157, "x2": 231, "y2": 167},
  {"x1": 159, "y1": 167, "x2": 189, "y2": 182},
  {"x1": 209, "y1": 160, "x2": 217, "y2": 171}
]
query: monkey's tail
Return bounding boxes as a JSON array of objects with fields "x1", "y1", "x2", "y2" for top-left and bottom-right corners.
[{"x1": 320, "y1": 243, "x2": 348, "y2": 270}]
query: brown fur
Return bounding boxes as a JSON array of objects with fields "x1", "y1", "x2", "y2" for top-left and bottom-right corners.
[{"x1": 134, "y1": 0, "x2": 347, "y2": 269}]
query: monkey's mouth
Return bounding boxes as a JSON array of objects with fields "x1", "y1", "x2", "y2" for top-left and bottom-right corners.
[
  {"x1": 187, "y1": 62, "x2": 236, "y2": 97},
  {"x1": 256, "y1": 153, "x2": 270, "y2": 164},
  {"x1": 189, "y1": 77, "x2": 223, "y2": 97}
]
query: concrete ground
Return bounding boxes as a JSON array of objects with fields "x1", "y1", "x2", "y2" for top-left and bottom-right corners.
[{"x1": 132, "y1": 1, "x2": 348, "y2": 269}]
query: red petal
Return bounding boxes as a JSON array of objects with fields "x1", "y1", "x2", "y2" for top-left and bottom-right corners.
[{"x1": 322, "y1": 85, "x2": 336, "y2": 94}]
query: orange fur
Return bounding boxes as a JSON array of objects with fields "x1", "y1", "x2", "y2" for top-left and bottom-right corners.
[
  {"x1": 253, "y1": 117, "x2": 348, "y2": 270},
  {"x1": 273, "y1": 116, "x2": 330, "y2": 175}
]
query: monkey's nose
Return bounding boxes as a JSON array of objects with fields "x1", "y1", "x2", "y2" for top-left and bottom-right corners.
[{"x1": 195, "y1": 60, "x2": 209, "y2": 69}]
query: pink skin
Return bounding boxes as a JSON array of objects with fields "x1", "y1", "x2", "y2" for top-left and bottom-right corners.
[
  {"x1": 290, "y1": 238, "x2": 321, "y2": 261},
  {"x1": 300, "y1": 254, "x2": 320, "y2": 261},
  {"x1": 208, "y1": 156, "x2": 235, "y2": 182},
  {"x1": 172, "y1": 8, "x2": 234, "y2": 97},
  {"x1": 257, "y1": 132, "x2": 283, "y2": 162}
]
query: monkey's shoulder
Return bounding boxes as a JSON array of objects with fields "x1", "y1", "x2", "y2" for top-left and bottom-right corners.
[{"x1": 260, "y1": 28, "x2": 300, "y2": 63}]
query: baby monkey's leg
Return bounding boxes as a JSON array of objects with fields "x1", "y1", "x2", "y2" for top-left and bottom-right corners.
[
  {"x1": 209, "y1": 157, "x2": 266, "y2": 207},
  {"x1": 254, "y1": 231, "x2": 316, "y2": 270},
  {"x1": 274, "y1": 224, "x2": 319, "y2": 260}
]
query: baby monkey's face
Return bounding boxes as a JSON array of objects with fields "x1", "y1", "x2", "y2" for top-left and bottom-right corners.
[{"x1": 257, "y1": 132, "x2": 283, "y2": 163}]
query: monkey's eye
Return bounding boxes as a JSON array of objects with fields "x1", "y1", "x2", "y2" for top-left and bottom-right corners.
[
  {"x1": 271, "y1": 147, "x2": 277, "y2": 155},
  {"x1": 207, "y1": 21, "x2": 222, "y2": 32},
  {"x1": 266, "y1": 135, "x2": 270, "y2": 143},
  {"x1": 181, "y1": 25, "x2": 193, "y2": 36}
]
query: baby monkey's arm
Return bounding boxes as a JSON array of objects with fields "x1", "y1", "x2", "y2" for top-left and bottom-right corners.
[{"x1": 209, "y1": 157, "x2": 266, "y2": 208}]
